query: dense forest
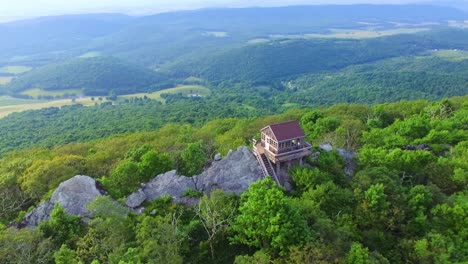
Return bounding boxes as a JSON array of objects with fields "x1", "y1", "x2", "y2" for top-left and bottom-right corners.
[
  {"x1": 3, "y1": 29, "x2": 468, "y2": 102},
  {"x1": 165, "y1": 29, "x2": 468, "y2": 83},
  {"x1": 4, "y1": 57, "x2": 171, "y2": 96},
  {"x1": 0, "y1": 4, "x2": 467, "y2": 264},
  {"x1": 0, "y1": 96, "x2": 466, "y2": 263},
  {"x1": 1, "y1": 5, "x2": 464, "y2": 66}
]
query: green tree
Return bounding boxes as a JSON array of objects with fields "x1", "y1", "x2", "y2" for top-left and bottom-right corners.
[
  {"x1": 346, "y1": 243, "x2": 370, "y2": 264},
  {"x1": 76, "y1": 196, "x2": 132, "y2": 263},
  {"x1": 231, "y1": 177, "x2": 311, "y2": 255},
  {"x1": 39, "y1": 203, "x2": 85, "y2": 247},
  {"x1": 138, "y1": 150, "x2": 173, "y2": 181},
  {"x1": 54, "y1": 244, "x2": 80, "y2": 264},
  {"x1": 177, "y1": 141, "x2": 207, "y2": 176},
  {"x1": 0, "y1": 228, "x2": 54, "y2": 263},
  {"x1": 100, "y1": 160, "x2": 140, "y2": 198},
  {"x1": 135, "y1": 212, "x2": 185, "y2": 264},
  {"x1": 195, "y1": 189, "x2": 237, "y2": 259}
]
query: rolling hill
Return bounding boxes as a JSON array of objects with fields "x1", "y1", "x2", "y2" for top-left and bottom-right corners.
[
  {"x1": 165, "y1": 29, "x2": 468, "y2": 83},
  {"x1": 0, "y1": 4, "x2": 468, "y2": 107},
  {"x1": 0, "y1": 14, "x2": 133, "y2": 64},
  {"x1": 4, "y1": 56, "x2": 171, "y2": 96}
]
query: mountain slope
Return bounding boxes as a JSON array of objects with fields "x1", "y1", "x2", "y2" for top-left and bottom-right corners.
[
  {"x1": 0, "y1": 14, "x2": 132, "y2": 60},
  {"x1": 5, "y1": 57, "x2": 170, "y2": 95},
  {"x1": 87, "y1": 4, "x2": 468, "y2": 67},
  {"x1": 166, "y1": 29, "x2": 468, "y2": 83}
]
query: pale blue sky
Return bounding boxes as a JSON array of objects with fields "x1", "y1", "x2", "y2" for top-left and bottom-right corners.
[{"x1": 0, "y1": 0, "x2": 420, "y2": 22}]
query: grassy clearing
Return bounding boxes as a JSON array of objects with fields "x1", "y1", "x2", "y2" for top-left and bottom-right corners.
[
  {"x1": 0, "y1": 97, "x2": 103, "y2": 118},
  {"x1": 269, "y1": 27, "x2": 429, "y2": 40},
  {"x1": 248, "y1": 38, "x2": 270, "y2": 44},
  {"x1": 432, "y1": 49, "x2": 468, "y2": 62},
  {"x1": 203, "y1": 31, "x2": 229, "y2": 37},
  {"x1": 0, "y1": 77, "x2": 13, "y2": 85},
  {"x1": 282, "y1": 103, "x2": 300, "y2": 108},
  {"x1": 79, "y1": 52, "x2": 101, "y2": 58},
  {"x1": 120, "y1": 85, "x2": 211, "y2": 103},
  {"x1": 21, "y1": 88, "x2": 84, "y2": 98},
  {"x1": 0, "y1": 96, "x2": 45, "y2": 107},
  {"x1": 183, "y1": 76, "x2": 205, "y2": 84},
  {"x1": 0, "y1": 85, "x2": 210, "y2": 118},
  {"x1": 0, "y1": 66, "x2": 32, "y2": 74}
]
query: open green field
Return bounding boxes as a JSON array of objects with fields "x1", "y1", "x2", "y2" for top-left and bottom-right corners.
[
  {"x1": 0, "y1": 66, "x2": 32, "y2": 74},
  {"x1": 0, "y1": 96, "x2": 45, "y2": 107},
  {"x1": 268, "y1": 27, "x2": 430, "y2": 40},
  {"x1": 432, "y1": 49, "x2": 468, "y2": 62},
  {"x1": 120, "y1": 85, "x2": 211, "y2": 103},
  {"x1": 0, "y1": 77, "x2": 13, "y2": 85},
  {"x1": 0, "y1": 96, "x2": 102, "y2": 118},
  {"x1": 0, "y1": 85, "x2": 210, "y2": 118},
  {"x1": 21, "y1": 88, "x2": 84, "y2": 98},
  {"x1": 203, "y1": 31, "x2": 229, "y2": 37},
  {"x1": 79, "y1": 51, "x2": 101, "y2": 58}
]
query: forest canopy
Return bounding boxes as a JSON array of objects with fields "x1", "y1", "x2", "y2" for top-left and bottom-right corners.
[{"x1": 0, "y1": 96, "x2": 466, "y2": 263}]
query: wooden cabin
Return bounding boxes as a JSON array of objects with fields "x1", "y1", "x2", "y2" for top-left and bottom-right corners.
[{"x1": 253, "y1": 120, "x2": 312, "y2": 184}]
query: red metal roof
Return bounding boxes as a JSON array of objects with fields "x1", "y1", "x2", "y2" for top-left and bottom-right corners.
[{"x1": 262, "y1": 120, "x2": 305, "y2": 141}]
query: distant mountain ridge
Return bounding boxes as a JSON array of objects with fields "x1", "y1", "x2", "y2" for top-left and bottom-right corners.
[
  {"x1": 0, "y1": 4, "x2": 466, "y2": 65},
  {"x1": 1, "y1": 4, "x2": 468, "y2": 98}
]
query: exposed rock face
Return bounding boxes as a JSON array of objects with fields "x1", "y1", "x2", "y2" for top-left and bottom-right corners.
[
  {"x1": 20, "y1": 175, "x2": 107, "y2": 227},
  {"x1": 126, "y1": 146, "x2": 263, "y2": 208},
  {"x1": 319, "y1": 143, "x2": 333, "y2": 152},
  {"x1": 195, "y1": 146, "x2": 263, "y2": 195},
  {"x1": 337, "y1": 148, "x2": 357, "y2": 178},
  {"x1": 126, "y1": 170, "x2": 195, "y2": 206}
]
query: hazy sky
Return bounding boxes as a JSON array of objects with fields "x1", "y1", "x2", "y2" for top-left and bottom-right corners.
[{"x1": 0, "y1": 0, "x2": 419, "y2": 22}]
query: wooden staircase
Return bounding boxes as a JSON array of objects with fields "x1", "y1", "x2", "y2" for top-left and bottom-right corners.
[
  {"x1": 253, "y1": 147, "x2": 281, "y2": 186},
  {"x1": 260, "y1": 153, "x2": 275, "y2": 177}
]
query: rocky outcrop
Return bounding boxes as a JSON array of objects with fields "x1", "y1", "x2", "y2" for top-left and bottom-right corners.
[
  {"x1": 126, "y1": 170, "x2": 194, "y2": 207},
  {"x1": 319, "y1": 143, "x2": 333, "y2": 152},
  {"x1": 336, "y1": 148, "x2": 357, "y2": 178},
  {"x1": 318, "y1": 143, "x2": 357, "y2": 178},
  {"x1": 195, "y1": 146, "x2": 263, "y2": 195},
  {"x1": 126, "y1": 146, "x2": 263, "y2": 208},
  {"x1": 20, "y1": 175, "x2": 107, "y2": 227}
]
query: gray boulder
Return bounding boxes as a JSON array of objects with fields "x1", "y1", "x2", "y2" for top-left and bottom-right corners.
[
  {"x1": 135, "y1": 170, "x2": 195, "y2": 205},
  {"x1": 319, "y1": 143, "x2": 333, "y2": 152},
  {"x1": 126, "y1": 146, "x2": 263, "y2": 207},
  {"x1": 214, "y1": 153, "x2": 222, "y2": 161},
  {"x1": 126, "y1": 190, "x2": 147, "y2": 208},
  {"x1": 337, "y1": 148, "x2": 357, "y2": 178},
  {"x1": 20, "y1": 175, "x2": 107, "y2": 227},
  {"x1": 195, "y1": 146, "x2": 263, "y2": 195}
]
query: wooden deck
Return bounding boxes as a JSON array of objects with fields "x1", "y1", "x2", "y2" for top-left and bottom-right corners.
[{"x1": 254, "y1": 141, "x2": 312, "y2": 164}]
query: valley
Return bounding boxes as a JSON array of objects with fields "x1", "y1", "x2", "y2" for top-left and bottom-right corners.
[{"x1": 0, "y1": 3, "x2": 467, "y2": 264}]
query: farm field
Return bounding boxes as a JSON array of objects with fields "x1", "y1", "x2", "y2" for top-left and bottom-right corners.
[
  {"x1": 0, "y1": 96, "x2": 45, "y2": 107},
  {"x1": 268, "y1": 27, "x2": 430, "y2": 40},
  {"x1": 119, "y1": 85, "x2": 211, "y2": 103},
  {"x1": 0, "y1": 97, "x2": 100, "y2": 118},
  {"x1": 0, "y1": 85, "x2": 210, "y2": 118},
  {"x1": 0, "y1": 66, "x2": 32, "y2": 74},
  {"x1": 21, "y1": 88, "x2": 84, "y2": 98},
  {"x1": 79, "y1": 51, "x2": 101, "y2": 58},
  {"x1": 432, "y1": 49, "x2": 468, "y2": 61},
  {"x1": 0, "y1": 77, "x2": 13, "y2": 85}
]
